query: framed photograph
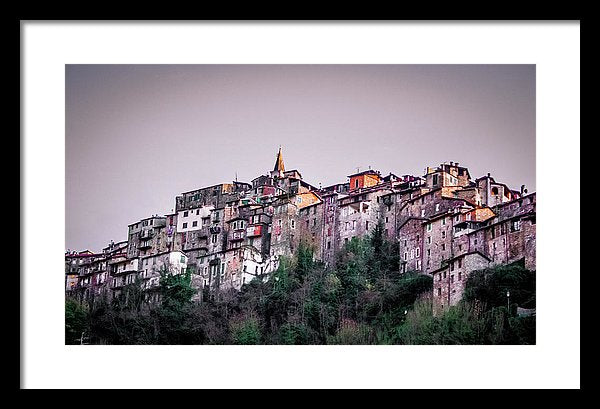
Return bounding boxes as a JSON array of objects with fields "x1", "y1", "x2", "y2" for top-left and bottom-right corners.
[{"x1": 21, "y1": 21, "x2": 580, "y2": 389}]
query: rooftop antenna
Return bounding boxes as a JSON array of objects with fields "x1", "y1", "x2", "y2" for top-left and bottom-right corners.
[
  {"x1": 356, "y1": 166, "x2": 360, "y2": 173},
  {"x1": 235, "y1": 171, "x2": 238, "y2": 183}
]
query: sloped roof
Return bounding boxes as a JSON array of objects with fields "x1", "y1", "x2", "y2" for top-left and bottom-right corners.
[{"x1": 273, "y1": 147, "x2": 285, "y2": 172}]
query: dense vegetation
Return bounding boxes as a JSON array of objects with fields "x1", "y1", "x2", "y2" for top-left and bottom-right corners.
[{"x1": 66, "y1": 221, "x2": 535, "y2": 344}]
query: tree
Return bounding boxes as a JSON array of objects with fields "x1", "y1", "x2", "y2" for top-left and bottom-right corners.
[
  {"x1": 463, "y1": 262, "x2": 536, "y2": 311},
  {"x1": 65, "y1": 297, "x2": 89, "y2": 344}
]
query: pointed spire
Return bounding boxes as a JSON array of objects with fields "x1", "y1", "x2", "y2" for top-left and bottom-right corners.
[{"x1": 273, "y1": 146, "x2": 285, "y2": 173}]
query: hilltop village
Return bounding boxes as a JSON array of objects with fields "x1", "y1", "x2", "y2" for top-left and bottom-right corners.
[{"x1": 66, "y1": 148, "x2": 536, "y2": 312}]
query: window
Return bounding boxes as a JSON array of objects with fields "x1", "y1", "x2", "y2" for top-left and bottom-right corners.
[
  {"x1": 196, "y1": 209, "x2": 200, "y2": 215},
  {"x1": 291, "y1": 220, "x2": 295, "y2": 229},
  {"x1": 427, "y1": 249, "x2": 431, "y2": 257},
  {"x1": 211, "y1": 234, "x2": 218, "y2": 243},
  {"x1": 416, "y1": 248, "x2": 420, "y2": 258},
  {"x1": 443, "y1": 271, "x2": 446, "y2": 279},
  {"x1": 458, "y1": 258, "x2": 462, "y2": 268},
  {"x1": 183, "y1": 211, "x2": 189, "y2": 217},
  {"x1": 450, "y1": 274, "x2": 454, "y2": 283},
  {"x1": 426, "y1": 223, "x2": 432, "y2": 232},
  {"x1": 437, "y1": 288, "x2": 441, "y2": 296},
  {"x1": 450, "y1": 262, "x2": 454, "y2": 271},
  {"x1": 327, "y1": 241, "x2": 331, "y2": 250},
  {"x1": 421, "y1": 209, "x2": 425, "y2": 217},
  {"x1": 192, "y1": 221, "x2": 198, "y2": 227},
  {"x1": 441, "y1": 231, "x2": 446, "y2": 239},
  {"x1": 442, "y1": 244, "x2": 446, "y2": 251},
  {"x1": 183, "y1": 223, "x2": 188, "y2": 229},
  {"x1": 313, "y1": 219, "x2": 317, "y2": 227},
  {"x1": 511, "y1": 220, "x2": 521, "y2": 232},
  {"x1": 442, "y1": 218, "x2": 446, "y2": 226},
  {"x1": 403, "y1": 252, "x2": 408, "y2": 261},
  {"x1": 355, "y1": 180, "x2": 359, "y2": 189},
  {"x1": 432, "y1": 174, "x2": 439, "y2": 186},
  {"x1": 366, "y1": 221, "x2": 369, "y2": 230},
  {"x1": 427, "y1": 237, "x2": 432, "y2": 245},
  {"x1": 435, "y1": 204, "x2": 440, "y2": 212},
  {"x1": 385, "y1": 217, "x2": 389, "y2": 223},
  {"x1": 458, "y1": 272, "x2": 462, "y2": 280}
]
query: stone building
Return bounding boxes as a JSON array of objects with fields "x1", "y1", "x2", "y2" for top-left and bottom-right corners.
[
  {"x1": 139, "y1": 250, "x2": 188, "y2": 304},
  {"x1": 126, "y1": 215, "x2": 167, "y2": 259},
  {"x1": 65, "y1": 250, "x2": 94, "y2": 294},
  {"x1": 66, "y1": 151, "x2": 535, "y2": 314},
  {"x1": 431, "y1": 251, "x2": 491, "y2": 314}
]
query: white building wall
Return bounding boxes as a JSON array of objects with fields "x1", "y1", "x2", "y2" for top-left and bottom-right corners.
[{"x1": 177, "y1": 206, "x2": 214, "y2": 233}]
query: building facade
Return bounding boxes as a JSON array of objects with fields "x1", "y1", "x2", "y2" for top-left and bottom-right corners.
[{"x1": 66, "y1": 150, "x2": 536, "y2": 311}]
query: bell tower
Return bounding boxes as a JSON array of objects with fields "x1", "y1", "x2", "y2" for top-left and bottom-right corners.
[{"x1": 271, "y1": 146, "x2": 285, "y2": 179}]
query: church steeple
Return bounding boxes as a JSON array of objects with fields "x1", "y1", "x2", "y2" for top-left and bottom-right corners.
[{"x1": 273, "y1": 146, "x2": 285, "y2": 173}]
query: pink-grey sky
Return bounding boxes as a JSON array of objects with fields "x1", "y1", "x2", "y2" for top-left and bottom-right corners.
[{"x1": 66, "y1": 64, "x2": 535, "y2": 252}]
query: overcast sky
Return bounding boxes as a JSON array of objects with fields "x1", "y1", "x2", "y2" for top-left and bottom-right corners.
[{"x1": 66, "y1": 64, "x2": 535, "y2": 252}]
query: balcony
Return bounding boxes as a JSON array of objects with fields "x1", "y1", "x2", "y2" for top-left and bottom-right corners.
[
  {"x1": 138, "y1": 241, "x2": 152, "y2": 249},
  {"x1": 229, "y1": 231, "x2": 245, "y2": 242},
  {"x1": 140, "y1": 230, "x2": 154, "y2": 240},
  {"x1": 246, "y1": 225, "x2": 263, "y2": 237},
  {"x1": 108, "y1": 254, "x2": 127, "y2": 265}
]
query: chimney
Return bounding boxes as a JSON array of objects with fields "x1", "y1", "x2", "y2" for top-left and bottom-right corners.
[
  {"x1": 455, "y1": 162, "x2": 459, "y2": 167},
  {"x1": 450, "y1": 161, "x2": 454, "y2": 166},
  {"x1": 520, "y1": 184, "x2": 525, "y2": 194},
  {"x1": 487, "y1": 173, "x2": 491, "y2": 177}
]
